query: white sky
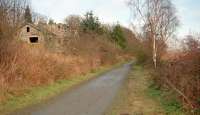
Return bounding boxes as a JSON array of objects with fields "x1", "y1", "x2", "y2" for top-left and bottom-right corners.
[{"x1": 32, "y1": 0, "x2": 200, "y2": 37}]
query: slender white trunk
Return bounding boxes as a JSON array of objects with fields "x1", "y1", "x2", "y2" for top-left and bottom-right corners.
[{"x1": 153, "y1": 36, "x2": 157, "y2": 69}]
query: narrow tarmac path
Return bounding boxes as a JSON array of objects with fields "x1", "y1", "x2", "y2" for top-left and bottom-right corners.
[{"x1": 10, "y1": 63, "x2": 132, "y2": 115}]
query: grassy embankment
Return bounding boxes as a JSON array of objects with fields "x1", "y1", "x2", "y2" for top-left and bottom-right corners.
[
  {"x1": 106, "y1": 64, "x2": 185, "y2": 115},
  {"x1": 0, "y1": 61, "x2": 127, "y2": 115}
]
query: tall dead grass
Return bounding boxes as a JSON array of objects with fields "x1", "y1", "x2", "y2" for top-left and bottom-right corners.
[
  {"x1": 0, "y1": 0, "x2": 132, "y2": 104},
  {"x1": 0, "y1": 35, "x2": 129, "y2": 102}
]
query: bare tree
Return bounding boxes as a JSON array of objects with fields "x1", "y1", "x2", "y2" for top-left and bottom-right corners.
[
  {"x1": 0, "y1": 0, "x2": 29, "y2": 36},
  {"x1": 0, "y1": 0, "x2": 29, "y2": 61},
  {"x1": 128, "y1": 0, "x2": 179, "y2": 68},
  {"x1": 64, "y1": 15, "x2": 81, "y2": 37},
  {"x1": 0, "y1": 0, "x2": 29, "y2": 91}
]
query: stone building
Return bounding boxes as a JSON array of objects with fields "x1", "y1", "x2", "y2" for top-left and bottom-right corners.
[
  {"x1": 17, "y1": 23, "x2": 45, "y2": 43},
  {"x1": 17, "y1": 23, "x2": 71, "y2": 52}
]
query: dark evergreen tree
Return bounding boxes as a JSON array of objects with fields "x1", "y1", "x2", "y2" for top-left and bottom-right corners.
[
  {"x1": 81, "y1": 11, "x2": 101, "y2": 32},
  {"x1": 111, "y1": 24, "x2": 126, "y2": 49},
  {"x1": 24, "y1": 5, "x2": 32, "y2": 23}
]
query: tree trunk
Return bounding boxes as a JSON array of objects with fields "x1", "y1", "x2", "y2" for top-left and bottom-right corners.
[{"x1": 153, "y1": 36, "x2": 157, "y2": 69}]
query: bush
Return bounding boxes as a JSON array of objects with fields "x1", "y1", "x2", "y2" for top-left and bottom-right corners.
[
  {"x1": 135, "y1": 50, "x2": 149, "y2": 64},
  {"x1": 155, "y1": 35, "x2": 200, "y2": 111}
]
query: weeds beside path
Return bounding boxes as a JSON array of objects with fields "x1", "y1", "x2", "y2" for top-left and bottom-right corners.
[
  {"x1": 106, "y1": 65, "x2": 165, "y2": 115},
  {"x1": 0, "y1": 61, "x2": 127, "y2": 115}
]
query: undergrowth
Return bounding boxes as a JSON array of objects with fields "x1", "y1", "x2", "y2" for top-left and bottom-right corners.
[
  {"x1": 147, "y1": 82, "x2": 186, "y2": 115},
  {"x1": 0, "y1": 62, "x2": 126, "y2": 115}
]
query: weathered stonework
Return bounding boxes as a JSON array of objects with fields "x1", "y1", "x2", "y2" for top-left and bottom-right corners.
[{"x1": 18, "y1": 23, "x2": 44, "y2": 44}]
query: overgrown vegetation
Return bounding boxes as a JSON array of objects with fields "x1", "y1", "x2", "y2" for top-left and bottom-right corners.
[
  {"x1": 0, "y1": 63, "x2": 124, "y2": 115},
  {"x1": 154, "y1": 35, "x2": 200, "y2": 113},
  {"x1": 0, "y1": 0, "x2": 135, "y2": 114},
  {"x1": 128, "y1": 0, "x2": 200, "y2": 113},
  {"x1": 148, "y1": 82, "x2": 185, "y2": 115}
]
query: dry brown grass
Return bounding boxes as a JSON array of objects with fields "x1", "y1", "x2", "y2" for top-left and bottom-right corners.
[
  {"x1": 155, "y1": 36, "x2": 200, "y2": 112},
  {"x1": 0, "y1": 35, "x2": 131, "y2": 103},
  {"x1": 0, "y1": 0, "x2": 133, "y2": 105}
]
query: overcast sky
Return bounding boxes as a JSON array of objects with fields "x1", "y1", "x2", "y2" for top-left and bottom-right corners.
[{"x1": 32, "y1": 0, "x2": 200, "y2": 37}]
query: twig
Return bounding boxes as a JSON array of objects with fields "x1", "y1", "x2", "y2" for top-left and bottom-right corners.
[{"x1": 164, "y1": 77, "x2": 195, "y2": 109}]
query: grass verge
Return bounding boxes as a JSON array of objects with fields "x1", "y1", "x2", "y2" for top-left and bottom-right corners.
[
  {"x1": 106, "y1": 64, "x2": 186, "y2": 115},
  {"x1": 106, "y1": 64, "x2": 165, "y2": 115},
  {"x1": 147, "y1": 80, "x2": 186, "y2": 115},
  {"x1": 0, "y1": 62, "x2": 126, "y2": 115}
]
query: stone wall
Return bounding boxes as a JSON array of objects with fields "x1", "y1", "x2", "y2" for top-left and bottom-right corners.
[{"x1": 18, "y1": 25, "x2": 44, "y2": 43}]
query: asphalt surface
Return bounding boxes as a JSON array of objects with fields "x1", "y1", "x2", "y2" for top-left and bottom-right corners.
[{"x1": 10, "y1": 63, "x2": 132, "y2": 115}]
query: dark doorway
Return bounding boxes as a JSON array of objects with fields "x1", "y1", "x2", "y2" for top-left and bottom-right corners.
[{"x1": 29, "y1": 37, "x2": 38, "y2": 43}]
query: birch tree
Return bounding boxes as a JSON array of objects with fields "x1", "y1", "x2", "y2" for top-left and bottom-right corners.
[{"x1": 128, "y1": 0, "x2": 179, "y2": 68}]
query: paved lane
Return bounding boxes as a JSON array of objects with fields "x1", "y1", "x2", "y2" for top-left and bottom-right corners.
[{"x1": 11, "y1": 63, "x2": 132, "y2": 115}]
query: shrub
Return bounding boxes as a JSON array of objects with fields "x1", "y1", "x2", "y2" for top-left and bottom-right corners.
[
  {"x1": 155, "y1": 35, "x2": 200, "y2": 111},
  {"x1": 135, "y1": 49, "x2": 149, "y2": 64}
]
